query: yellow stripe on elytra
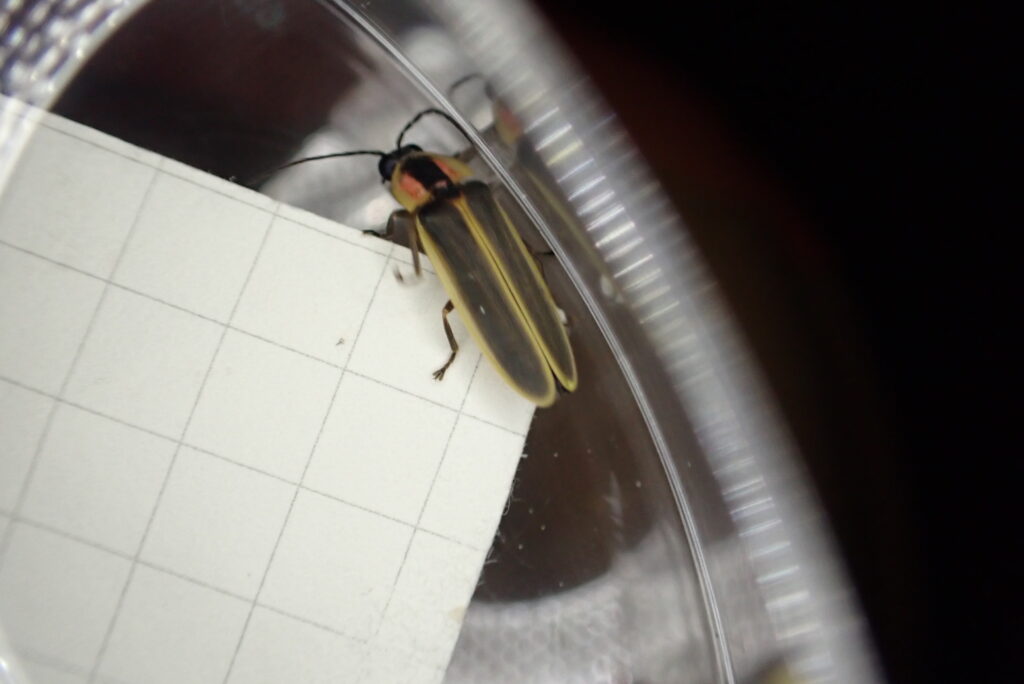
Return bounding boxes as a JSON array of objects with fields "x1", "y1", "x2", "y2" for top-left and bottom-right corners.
[
  {"x1": 416, "y1": 213, "x2": 557, "y2": 407},
  {"x1": 457, "y1": 195, "x2": 578, "y2": 392}
]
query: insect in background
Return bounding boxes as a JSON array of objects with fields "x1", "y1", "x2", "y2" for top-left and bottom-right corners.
[
  {"x1": 261, "y1": 108, "x2": 577, "y2": 407},
  {"x1": 448, "y1": 75, "x2": 625, "y2": 304}
]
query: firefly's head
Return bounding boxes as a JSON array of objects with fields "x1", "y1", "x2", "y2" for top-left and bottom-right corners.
[{"x1": 377, "y1": 144, "x2": 423, "y2": 183}]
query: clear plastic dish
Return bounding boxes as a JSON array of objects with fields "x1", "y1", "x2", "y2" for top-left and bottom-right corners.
[{"x1": 1, "y1": 1, "x2": 878, "y2": 682}]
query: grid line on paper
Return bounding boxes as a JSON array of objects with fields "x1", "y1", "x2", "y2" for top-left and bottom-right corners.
[
  {"x1": 84, "y1": 200, "x2": 280, "y2": 684},
  {"x1": 372, "y1": 353, "x2": 485, "y2": 643},
  {"x1": 0, "y1": 238, "x2": 405, "y2": 375},
  {"x1": 28, "y1": 120, "x2": 267, "y2": 214},
  {"x1": 253, "y1": 603, "x2": 371, "y2": 644},
  {"x1": 8, "y1": 496, "x2": 487, "y2": 597},
  {"x1": 10, "y1": 115, "x2": 399, "y2": 259},
  {"x1": 1, "y1": 331, "x2": 527, "y2": 445},
  {"x1": 0, "y1": 374, "x2": 182, "y2": 454},
  {"x1": 342, "y1": 365, "x2": 527, "y2": 438},
  {"x1": 5, "y1": 512, "x2": 476, "y2": 658},
  {"x1": 8, "y1": 517, "x2": 133, "y2": 563},
  {"x1": 274, "y1": 206, "x2": 398, "y2": 262},
  {"x1": 5, "y1": 516, "x2": 252, "y2": 605},
  {"x1": 42, "y1": 110, "x2": 403, "y2": 261},
  {"x1": 0, "y1": 168, "x2": 160, "y2": 569},
  {"x1": 221, "y1": 242, "x2": 393, "y2": 684},
  {"x1": 0, "y1": 373, "x2": 490, "y2": 554},
  {"x1": 14, "y1": 646, "x2": 92, "y2": 680},
  {"x1": 4, "y1": 95, "x2": 391, "y2": 258},
  {"x1": 31, "y1": 118, "x2": 161, "y2": 168}
]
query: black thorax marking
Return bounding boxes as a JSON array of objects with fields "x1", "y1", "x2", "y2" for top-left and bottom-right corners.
[{"x1": 403, "y1": 155, "x2": 460, "y2": 199}]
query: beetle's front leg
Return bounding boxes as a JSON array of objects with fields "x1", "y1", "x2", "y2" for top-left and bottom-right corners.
[
  {"x1": 388, "y1": 211, "x2": 424, "y2": 284},
  {"x1": 362, "y1": 208, "x2": 409, "y2": 241}
]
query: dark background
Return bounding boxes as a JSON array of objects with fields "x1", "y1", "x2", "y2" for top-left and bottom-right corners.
[{"x1": 531, "y1": 3, "x2": 1016, "y2": 682}]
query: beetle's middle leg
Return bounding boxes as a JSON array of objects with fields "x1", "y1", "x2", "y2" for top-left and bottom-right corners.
[
  {"x1": 527, "y1": 246, "x2": 555, "y2": 278},
  {"x1": 432, "y1": 300, "x2": 459, "y2": 381},
  {"x1": 523, "y1": 247, "x2": 573, "y2": 327}
]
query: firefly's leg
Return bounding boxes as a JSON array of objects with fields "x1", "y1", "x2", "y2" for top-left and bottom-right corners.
[
  {"x1": 432, "y1": 300, "x2": 459, "y2": 381},
  {"x1": 527, "y1": 247, "x2": 555, "y2": 278},
  {"x1": 523, "y1": 247, "x2": 572, "y2": 328},
  {"x1": 393, "y1": 215, "x2": 423, "y2": 283},
  {"x1": 364, "y1": 209, "x2": 412, "y2": 241}
]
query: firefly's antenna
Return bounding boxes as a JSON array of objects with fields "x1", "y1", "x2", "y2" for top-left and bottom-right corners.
[
  {"x1": 244, "y1": 149, "x2": 387, "y2": 187},
  {"x1": 395, "y1": 108, "x2": 472, "y2": 148},
  {"x1": 447, "y1": 73, "x2": 486, "y2": 99}
]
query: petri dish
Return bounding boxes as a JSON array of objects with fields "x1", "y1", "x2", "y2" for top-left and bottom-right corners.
[{"x1": 1, "y1": 1, "x2": 880, "y2": 682}]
